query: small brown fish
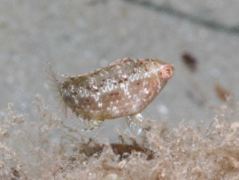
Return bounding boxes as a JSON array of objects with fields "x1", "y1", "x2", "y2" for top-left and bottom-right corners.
[{"x1": 51, "y1": 58, "x2": 174, "y2": 121}]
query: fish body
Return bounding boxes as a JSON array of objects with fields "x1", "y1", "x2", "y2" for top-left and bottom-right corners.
[{"x1": 57, "y1": 58, "x2": 174, "y2": 121}]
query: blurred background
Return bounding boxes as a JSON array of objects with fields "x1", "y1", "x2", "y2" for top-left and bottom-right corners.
[{"x1": 0, "y1": 0, "x2": 238, "y2": 127}]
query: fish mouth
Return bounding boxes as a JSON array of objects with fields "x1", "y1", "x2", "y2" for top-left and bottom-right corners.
[{"x1": 160, "y1": 64, "x2": 174, "y2": 80}]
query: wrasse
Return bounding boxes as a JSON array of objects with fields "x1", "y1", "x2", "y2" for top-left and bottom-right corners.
[{"x1": 50, "y1": 58, "x2": 174, "y2": 126}]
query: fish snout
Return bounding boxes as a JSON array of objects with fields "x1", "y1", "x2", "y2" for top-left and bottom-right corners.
[{"x1": 159, "y1": 64, "x2": 174, "y2": 80}]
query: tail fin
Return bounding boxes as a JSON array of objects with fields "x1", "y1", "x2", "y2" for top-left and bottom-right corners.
[
  {"x1": 44, "y1": 61, "x2": 68, "y2": 116},
  {"x1": 45, "y1": 61, "x2": 62, "y2": 95}
]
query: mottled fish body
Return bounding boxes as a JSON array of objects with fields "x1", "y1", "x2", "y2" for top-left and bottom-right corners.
[{"x1": 57, "y1": 58, "x2": 174, "y2": 121}]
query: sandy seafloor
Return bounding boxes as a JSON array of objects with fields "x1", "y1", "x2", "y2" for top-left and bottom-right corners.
[{"x1": 0, "y1": 0, "x2": 239, "y2": 179}]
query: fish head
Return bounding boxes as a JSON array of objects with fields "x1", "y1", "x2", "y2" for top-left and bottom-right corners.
[
  {"x1": 159, "y1": 63, "x2": 174, "y2": 81},
  {"x1": 151, "y1": 60, "x2": 174, "y2": 89}
]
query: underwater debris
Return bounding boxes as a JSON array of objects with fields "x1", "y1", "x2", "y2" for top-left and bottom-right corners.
[
  {"x1": 110, "y1": 143, "x2": 154, "y2": 160},
  {"x1": 78, "y1": 137, "x2": 154, "y2": 161},
  {"x1": 214, "y1": 83, "x2": 232, "y2": 102},
  {"x1": 49, "y1": 58, "x2": 174, "y2": 128},
  {"x1": 1, "y1": 98, "x2": 239, "y2": 179},
  {"x1": 181, "y1": 52, "x2": 198, "y2": 72}
]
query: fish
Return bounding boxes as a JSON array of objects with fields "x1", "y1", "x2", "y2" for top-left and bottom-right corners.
[{"x1": 50, "y1": 58, "x2": 174, "y2": 123}]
